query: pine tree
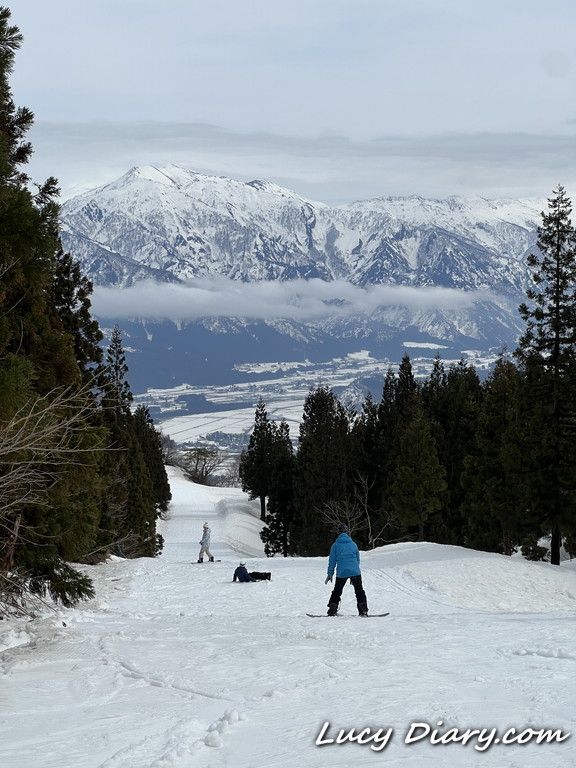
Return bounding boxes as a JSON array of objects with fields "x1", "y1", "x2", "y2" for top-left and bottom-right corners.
[
  {"x1": 293, "y1": 386, "x2": 351, "y2": 556},
  {"x1": 461, "y1": 354, "x2": 528, "y2": 554},
  {"x1": 239, "y1": 399, "x2": 275, "y2": 521},
  {"x1": 0, "y1": 8, "x2": 102, "y2": 612},
  {"x1": 515, "y1": 186, "x2": 576, "y2": 565},
  {"x1": 517, "y1": 186, "x2": 576, "y2": 371},
  {"x1": 347, "y1": 392, "x2": 384, "y2": 547},
  {"x1": 0, "y1": 9, "x2": 167, "y2": 611},
  {"x1": 133, "y1": 405, "x2": 171, "y2": 514},
  {"x1": 389, "y1": 405, "x2": 446, "y2": 540},
  {"x1": 374, "y1": 366, "x2": 398, "y2": 508},
  {"x1": 432, "y1": 359, "x2": 482, "y2": 545},
  {"x1": 396, "y1": 353, "x2": 419, "y2": 416},
  {"x1": 97, "y1": 328, "x2": 163, "y2": 558},
  {"x1": 102, "y1": 324, "x2": 133, "y2": 418},
  {"x1": 260, "y1": 421, "x2": 295, "y2": 556},
  {"x1": 51, "y1": 248, "x2": 105, "y2": 385},
  {"x1": 373, "y1": 359, "x2": 425, "y2": 541}
]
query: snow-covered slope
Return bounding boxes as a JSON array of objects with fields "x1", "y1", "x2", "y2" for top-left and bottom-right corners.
[{"x1": 1, "y1": 468, "x2": 575, "y2": 767}]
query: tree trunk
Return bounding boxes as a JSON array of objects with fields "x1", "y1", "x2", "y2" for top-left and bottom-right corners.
[
  {"x1": 259, "y1": 495, "x2": 266, "y2": 522},
  {"x1": 1, "y1": 513, "x2": 21, "y2": 575},
  {"x1": 550, "y1": 523, "x2": 561, "y2": 566}
]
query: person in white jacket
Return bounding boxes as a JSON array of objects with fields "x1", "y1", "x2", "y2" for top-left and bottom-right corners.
[{"x1": 197, "y1": 523, "x2": 214, "y2": 563}]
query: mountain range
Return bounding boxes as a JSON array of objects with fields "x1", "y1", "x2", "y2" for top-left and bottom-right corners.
[{"x1": 59, "y1": 165, "x2": 545, "y2": 401}]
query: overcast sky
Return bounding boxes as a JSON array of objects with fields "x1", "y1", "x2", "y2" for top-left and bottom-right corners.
[{"x1": 8, "y1": 0, "x2": 576, "y2": 204}]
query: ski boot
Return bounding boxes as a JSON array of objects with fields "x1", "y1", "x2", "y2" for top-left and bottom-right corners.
[
  {"x1": 358, "y1": 602, "x2": 368, "y2": 617},
  {"x1": 209, "y1": 556, "x2": 214, "y2": 562},
  {"x1": 197, "y1": 557, "x2": 204, "y2": 563}
]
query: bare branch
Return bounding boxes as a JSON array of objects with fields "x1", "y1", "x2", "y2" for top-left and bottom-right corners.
[{"x1": 0, "y1": 384, "x2": 108, "y2": 614}]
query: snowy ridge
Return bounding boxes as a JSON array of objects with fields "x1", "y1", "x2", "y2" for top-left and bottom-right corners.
[
  {"x1": 1, "y1": 467, "x2": 575, "y2": 767},
  {"x1": 58, "y1": 165, "x2": 546, "y2": 395},
  {"x1": 60, "y1": 164, "x2": 542, "y2": 291}
]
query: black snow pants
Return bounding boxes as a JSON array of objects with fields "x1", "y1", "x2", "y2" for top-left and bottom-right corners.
[{"x1": 328, "y1": 574, "x2": 368, "y2": 614}]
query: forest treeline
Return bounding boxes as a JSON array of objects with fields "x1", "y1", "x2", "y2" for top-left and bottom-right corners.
[
  {"x1": 241, "y1": 184, "x2": 576, "y2": 567},
  {"x1": 0, "y1": 8, "x2": 169, "y2": 616}
]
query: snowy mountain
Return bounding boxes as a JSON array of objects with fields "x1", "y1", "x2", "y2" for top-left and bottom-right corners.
[
  {"x1": 59, "y1": 166, "x2": 545, "y2": 398},
  {"x1": 60, "y1": 164, "x2": 542, "y2": 292},
  {"x1": 2, "y1": 467, "x2": 576, "y2": 767}
]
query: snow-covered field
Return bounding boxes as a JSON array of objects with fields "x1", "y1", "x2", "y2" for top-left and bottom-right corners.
[{"x1": 2, "y1": 467, "x2": 576, "y2": 767}]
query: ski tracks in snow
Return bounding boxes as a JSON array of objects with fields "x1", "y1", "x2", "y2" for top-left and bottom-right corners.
[{"x1": 2, "y1": 469, "x2": 576, "y2": 768}]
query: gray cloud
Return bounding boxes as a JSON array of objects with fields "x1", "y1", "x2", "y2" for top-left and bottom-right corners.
[
  {"x1": 11, "y1": 0, "x2": 576, "y2": 203},
  {"x1": 11, "y1": 1, "x2": 576, "y2": 204},
  {"x1": 91, "y1": 277, "x2": 496, "y2": 322},
  {"x1": 13, "y1": 0, "x2": 576, "y2": 137},
  {"x1": 26, "y1": 121, "x2": 576, "y2": 204}
]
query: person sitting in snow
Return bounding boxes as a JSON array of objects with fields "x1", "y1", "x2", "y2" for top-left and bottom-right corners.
[
  {"x1": 233, "y1": 561, "x2": 256, "y2": 582},
  {"x1": 325, "y1": 523, "x2": 369, "y2": 616},
  {"x1": 197, "y1": 522, "x2": 214, "y2": 563}
]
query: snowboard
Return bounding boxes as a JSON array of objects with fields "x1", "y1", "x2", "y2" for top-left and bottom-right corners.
[
  {"x1": 192, "y1": 560, "x2": 222, "y2": 563},
  {"x1": 306, "y1": 612, "x2": 389, "y2": 618}
]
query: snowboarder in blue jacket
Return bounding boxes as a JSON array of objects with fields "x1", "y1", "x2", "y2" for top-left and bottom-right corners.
[{"x1": 325, "y1": 524, "x2": 369, "y2": 616}]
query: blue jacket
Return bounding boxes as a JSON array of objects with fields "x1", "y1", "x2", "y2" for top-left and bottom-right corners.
[
  {"x1": 328, "y1": 533, "x2": 361, "y2": 578},
  {"x1": 233, "y1": 565, "x2": 255, "y2": 582}
]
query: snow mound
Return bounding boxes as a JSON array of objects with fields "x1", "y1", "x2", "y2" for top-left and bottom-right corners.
[{"x1": 405, "y1": 556, "x2": 576, "y2": 612}]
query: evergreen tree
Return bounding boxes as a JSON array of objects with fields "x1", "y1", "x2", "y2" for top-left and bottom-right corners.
[
  {"x1": 517, "y1": 186, "x2": 576, "y2": 372},
  {"x1": 0, "y1": 9, "x2": 167, "y2": 611},
  {"x1": 432, "y1": 359, "x2": 482, "y2": 545},
  {"x1": 122, "y1": 429, "x2": 162, "y2": 557},
  {"x1": 0, "y1": 8, "x2": 102, "y2": 611},
  {"x1": 374, "y1": 366, "x2": 399, "y2": 514},
  {"x1": 260, "y1": 421, "x2": 295, "y2": 557},
  {"x1": 515, "y1": 186, "x2": 576, "y2": 565},
  {"x1": 102, "y1": 324, "x2": 133, "y2": 418},
  {"x1": 389, "y1": 405, "x2": 446, "y2": 540},
  {"x1": 461, "y1": 354, "x2": 528, "y2": 554},
  {"x1": 396, "y1": 353, "x2": 419, "y2": 416},
  {"x1": 133, "y1": 405, "x2": 171, "y2": 514},
  {"x1": 51, "y1": 248, "x2": 105, "y2": 385},
  {"x1": 239, "y1": 399, "x2": 275, "y2": 521},
  {"x1": 374, "y1": 359, "x2": 424, "y2": 541},
  {"x1": 293, "y1": 386, "x2": 351, "y2": 556},
  {"x1": 0, "y1": 8, "x2": 33, "y2": 184},
  {"x1": 98, "y1": 329, "x2": 163, "y2": 558},
  {"x1": 348, "y1": 392, "x2": 384, "y2": 547}
]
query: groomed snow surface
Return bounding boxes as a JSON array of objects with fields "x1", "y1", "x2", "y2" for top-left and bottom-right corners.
[{"x1": 2, "y1": 466, "x2": 576, "y2": 767}]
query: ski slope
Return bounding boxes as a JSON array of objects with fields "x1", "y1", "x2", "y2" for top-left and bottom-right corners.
[{"x1": 1, "y1": 467, "x2": 576, "y2": 767}]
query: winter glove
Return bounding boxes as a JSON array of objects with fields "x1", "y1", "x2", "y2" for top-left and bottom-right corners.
[{"x1": 325, "y1": 575, "x2": 333, "y2": 584}]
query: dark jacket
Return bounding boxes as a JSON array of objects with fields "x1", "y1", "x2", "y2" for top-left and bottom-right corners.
[
  {"x1": 233, "y1": 565, "x2": 255, "y2": 582},
  {"x1": 327, "y1": 532, "x2": 361, "y2": 579}
]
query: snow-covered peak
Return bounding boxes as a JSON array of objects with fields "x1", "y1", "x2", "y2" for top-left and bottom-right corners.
[
  {"x1": 60, "y1": 163, "x2": 544, "y2": 297},
  {"x1": 343, "y1": 193, "x2": 544, "y2": 231}
]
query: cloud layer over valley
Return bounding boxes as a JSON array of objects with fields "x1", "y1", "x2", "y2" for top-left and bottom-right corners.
[{"x1": 92, "y1": 277, "x2": 497, "y2": 323}]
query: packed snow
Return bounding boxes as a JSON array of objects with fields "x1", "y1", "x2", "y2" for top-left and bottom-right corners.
[{"x1": 1, "y1": 467, "x2": 576, "y2": 767}]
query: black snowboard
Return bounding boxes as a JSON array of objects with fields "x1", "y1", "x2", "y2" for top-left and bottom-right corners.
[
  {"x1": 306, "y1": 612, "x2": 390, "y2": 618},
  {"x1": 192, "y1": 560, "x2": 222, "y2": 563}
]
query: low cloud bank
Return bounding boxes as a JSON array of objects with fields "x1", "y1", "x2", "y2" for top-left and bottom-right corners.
[
  {"x1": 29, "y1": 122, "x2": 576, "y2": 204},
  {"x1": 92, "y1": 277, "x2": 496, "y2": 322}
]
